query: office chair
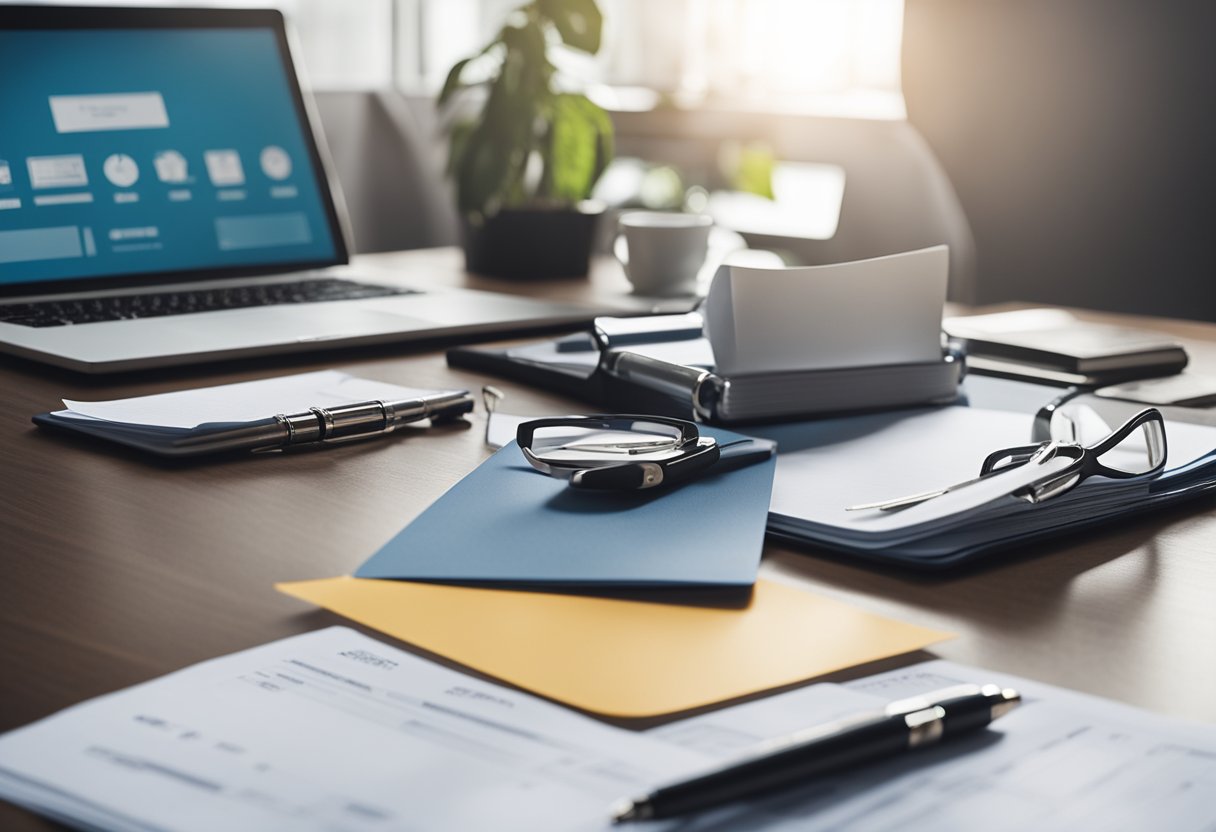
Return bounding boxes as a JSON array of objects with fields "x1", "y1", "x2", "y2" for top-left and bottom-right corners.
[
  {"x1": 311, "y1": 90, "x2": 459, "y2": 254},
  {"x1": 736, "y1": 116, "x2": 977, "y2": 305}
]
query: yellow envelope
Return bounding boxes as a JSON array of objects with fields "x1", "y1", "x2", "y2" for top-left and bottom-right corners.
[{"x1": 277, "y1": 576, "x2": 951, "y2": 719}]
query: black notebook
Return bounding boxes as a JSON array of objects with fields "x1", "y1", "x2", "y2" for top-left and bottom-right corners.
[{"x1": 944, "y1": 308, "x2": 1187, "y2": 382}]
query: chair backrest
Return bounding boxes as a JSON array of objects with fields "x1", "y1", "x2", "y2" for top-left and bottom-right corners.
[
  {"x1": 740, "y1": 117, "x2": 977, "y2": 304},
  {"x1": 311, "y1": 90, "x2": 459, "y2": 254}
]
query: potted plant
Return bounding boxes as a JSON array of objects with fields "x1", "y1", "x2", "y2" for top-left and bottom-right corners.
[{"x1": 438, "y1": 0, "x2": 614, "y2": 279}]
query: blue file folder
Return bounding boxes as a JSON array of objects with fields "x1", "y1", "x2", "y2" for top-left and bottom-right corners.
[{"x1": 355, "y1": 426, "x2": 776, "y2": 588}]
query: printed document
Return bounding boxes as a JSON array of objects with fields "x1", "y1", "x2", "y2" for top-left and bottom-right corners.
[{"x1": 1, "y1": 628, "x2": 1213, "y2": 831}]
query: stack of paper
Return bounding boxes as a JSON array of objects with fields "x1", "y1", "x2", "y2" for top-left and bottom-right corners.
[
  {"x1": 702, "y1": 246, "x2": 949, "y2": 375},
  {"x1": 750, "y1": 405, "x2": 1216, "y2": 567},
  {"x1": 2, "y1": 627, "x2": 1213, "y2": 831}
]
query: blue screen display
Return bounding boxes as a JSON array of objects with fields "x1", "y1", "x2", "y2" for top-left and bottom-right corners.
[{"x1": 0, "y1": 27, "x2": 339, "y2": 287}]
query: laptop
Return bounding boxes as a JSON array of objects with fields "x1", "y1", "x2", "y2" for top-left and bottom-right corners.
[{"x1": 0, "y1": 6, "x2": 603, "y2": 373}]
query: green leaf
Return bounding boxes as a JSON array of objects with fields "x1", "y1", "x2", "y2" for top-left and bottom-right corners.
[
  {"x1": 445, "y1": 120, "x2": 474, "y2": 177},
  {"x1": 500, "y1": 20, "x2": 552, "y2": 96},
  {"x1": 455, "y1": 58, "x2": 537, "y2": 217},
  {"x1": 457, "y1": 126, "x2": 513, "y2": 218},
  {"x1": 443, "y1": 6, "x2": 609, "y2": 216},
  {"x1": 538, "y1": 0, "x2": 603, "y2": 54},
  {"x1": 578, "y1": 94, "x2": 614, "y2": 183},
  {"x1": 546, "y1": 93, "x2": 612, "y2": 201},
  {"x1": 733, "y1": 144, "x2": 776, "y2": 200},
  {"x1": 438, "y1": 57, "x2": 472, "y2": 107}
]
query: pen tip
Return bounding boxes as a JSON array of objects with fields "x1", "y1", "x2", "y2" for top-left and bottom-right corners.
[
  {"x1": 611, "y1": 798, "x2": 647, "y2": 824},
  {"x1": 991, "y1": 687, "x2": 1022, "y2": 720}
]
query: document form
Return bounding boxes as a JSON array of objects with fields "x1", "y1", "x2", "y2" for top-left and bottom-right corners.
[
  {"x1": 1, "y1": 629, "x2": 1213, "y2": 831},
  {"x1": 648, "y1": 660, "x2": 1216, "y2": 830},
  {"x1": 0, "y1": 627, "x2": 705, "y2": 832}
]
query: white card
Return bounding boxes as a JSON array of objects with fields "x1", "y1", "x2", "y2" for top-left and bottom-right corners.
[{"x1": 702, "y1": 245, "x2": 949, "y2": 375}]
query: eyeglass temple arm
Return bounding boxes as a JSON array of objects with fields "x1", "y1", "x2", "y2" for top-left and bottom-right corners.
[
  {"x1": 571, "y1": 442, "x2": 720, "y2": 490},
  {"x1": 979, "y1": 444, "x2": 1045, "y2": 476}
]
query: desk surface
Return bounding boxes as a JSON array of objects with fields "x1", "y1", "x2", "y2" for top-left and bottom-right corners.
[{"x1": 2, "y1": 248, "x2": 1215, "y2": 829}]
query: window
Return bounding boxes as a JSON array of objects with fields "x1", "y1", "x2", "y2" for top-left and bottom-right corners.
[
  {"x1": 396, "y1": 0, "x2": 906, "y2": 119},
  {"x1": 39, "y1": 0, "x2": 905, "y2": 117}
]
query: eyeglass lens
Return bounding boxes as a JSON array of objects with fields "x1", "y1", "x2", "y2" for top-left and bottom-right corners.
[
  {"x1": 529, "y1": 423, "x2": 684, "y2": 462},
  {"x1": 1092, "y1": 416, "x2": 1167, "y2": 474}
]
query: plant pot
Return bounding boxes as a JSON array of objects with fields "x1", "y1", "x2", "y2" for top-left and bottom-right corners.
[{"x1": 461, "y1": 203, "x2": 604, "y2": 279}]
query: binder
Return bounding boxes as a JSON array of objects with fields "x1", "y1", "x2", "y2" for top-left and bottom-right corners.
[
  {"x1": 605, "y1": 348, "x2": 964, "y2": 423},
  {"x1": 447, "y1": 322, "x2": 964, "y2": 425}
]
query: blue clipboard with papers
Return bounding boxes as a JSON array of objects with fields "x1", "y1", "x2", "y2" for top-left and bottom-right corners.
[{"x1": 745, "y1": 380, "x2": 1216, "y2": 569}]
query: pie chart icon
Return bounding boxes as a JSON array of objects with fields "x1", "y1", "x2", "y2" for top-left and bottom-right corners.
[
  {"x1": 260, "y1": 146, "x2": 292, "y2": 181},
  {"x1": 103, "y1": 153, "x2": 140, "y2": 188}
]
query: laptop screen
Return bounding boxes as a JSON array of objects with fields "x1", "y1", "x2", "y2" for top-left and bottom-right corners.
[{"x1": 0, "y1": 11, "x2": 345, "y2": 293}]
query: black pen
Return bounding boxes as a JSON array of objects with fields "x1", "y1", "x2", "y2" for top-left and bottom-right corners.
[{"x1": 612, "y1": 683, "x2": 1020, "y2": 824}]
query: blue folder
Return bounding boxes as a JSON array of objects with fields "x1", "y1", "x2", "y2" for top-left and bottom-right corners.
[{"x1": 355, "y1": 426, "x2": 776, "y2": 587}]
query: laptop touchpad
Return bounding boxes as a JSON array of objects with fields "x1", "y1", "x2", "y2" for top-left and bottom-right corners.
[
  {"x1": 175, "y1": 306, "x2": 431, "y2": 346},
  {"x1": 287, "y1": 307, "x2": 431, "y2": 340}
]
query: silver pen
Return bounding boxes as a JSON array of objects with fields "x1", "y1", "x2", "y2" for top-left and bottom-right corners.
[{"x1": 170, "y1": 390, "x2": 474, "y2": 454}]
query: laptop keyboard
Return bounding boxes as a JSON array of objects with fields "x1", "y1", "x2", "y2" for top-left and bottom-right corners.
[{"x1": 0, "y1": 279, "x2": 419, "y2": 328}]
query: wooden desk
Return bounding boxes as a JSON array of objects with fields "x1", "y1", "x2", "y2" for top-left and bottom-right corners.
[{"x1": 2, "y1": 249, "x2": 1214, "y2": 829}]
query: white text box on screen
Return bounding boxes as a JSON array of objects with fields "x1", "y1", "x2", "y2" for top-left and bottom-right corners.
[
  {"x1": 49, "y1": 92, "x2": 170, "y2": 133},
  {"x1": 27, "y1": 156, "x2": 89, "y2": 189}
]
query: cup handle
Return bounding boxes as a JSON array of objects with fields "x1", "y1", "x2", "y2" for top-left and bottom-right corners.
[{"x1": 613, "y1": 233, "x2": 629, "y2": 272}]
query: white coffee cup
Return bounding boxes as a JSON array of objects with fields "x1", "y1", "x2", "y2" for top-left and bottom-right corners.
[{"x1": 614, "y1": 211, "x2": 713, "y2": 297}]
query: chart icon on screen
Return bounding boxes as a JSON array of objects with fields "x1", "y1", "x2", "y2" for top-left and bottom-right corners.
[
  {"x1": 103, "y1": 153, "x2": 139, "y2": 187},
  {"x1": 154, "y1": 150, "x2": 189, "y2": 183},
  {"x1": 260, "y1": 145, "x2": 292, "y2": 181}
]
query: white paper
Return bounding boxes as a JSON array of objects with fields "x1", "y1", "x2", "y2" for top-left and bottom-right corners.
[
  {"x1": 63, "y1": 371, "x2": 445, "y2": 429},
  {"x1": 647, "y1": 660, "x2": 1216, "y2": 830},
  {"x1": 703, "y1": 245, "x2": 948, "y2": 375},
  {"x1": 0, "y1": 627, "x2": 705, "y2": 832},
  {"x1": 2, "y1": 629, "x2": 1214, "y2": 831},
  {"x1": 762, "y1": 407, "x2": 1031, "y2": 532}
]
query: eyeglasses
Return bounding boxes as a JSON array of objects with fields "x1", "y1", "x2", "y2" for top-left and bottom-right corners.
[
  {"x1": 516, "y1": 415, "x2": 720, "y2": 490},
  {"x1": 849, "y1": 406, "x2": 1168, "y2": 512}
]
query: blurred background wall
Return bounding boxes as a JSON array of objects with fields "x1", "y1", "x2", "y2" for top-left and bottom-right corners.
[{"x1": 902, "y1": 0, "x2": 1216, "y2": 319}]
